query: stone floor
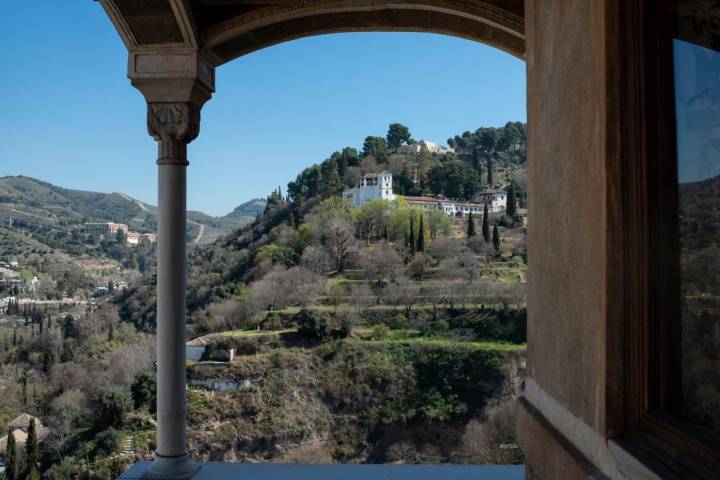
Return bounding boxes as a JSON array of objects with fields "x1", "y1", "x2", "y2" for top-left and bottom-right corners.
[{"x1": 119, "y1": 462, "x2": 525, "y2": 479}]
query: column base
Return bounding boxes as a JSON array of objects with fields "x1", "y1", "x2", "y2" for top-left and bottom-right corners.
[{"x1": 143, "y1": 454, "x2": 199, "y2": 479}]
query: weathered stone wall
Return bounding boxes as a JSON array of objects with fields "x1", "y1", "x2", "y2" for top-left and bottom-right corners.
[{"x1": 522, "y1": 0, "x2": 615, "y2": 476}]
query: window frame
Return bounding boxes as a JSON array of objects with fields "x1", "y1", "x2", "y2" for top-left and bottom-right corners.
[{"x1": 620, "y1": 0, "x2": 720, "y2": 476}]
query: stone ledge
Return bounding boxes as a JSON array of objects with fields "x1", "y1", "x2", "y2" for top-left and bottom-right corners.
[{"x1": 119, "y1": 462, "x2": 525, "y2": 480}]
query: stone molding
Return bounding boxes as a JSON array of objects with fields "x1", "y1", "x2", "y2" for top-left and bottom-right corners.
[
  {"x1": 201, "y1": 0, "x2": 524, "y2": 51},
  {"x1": 147, "y1": 103, "x2": 200, "y2": 166}
]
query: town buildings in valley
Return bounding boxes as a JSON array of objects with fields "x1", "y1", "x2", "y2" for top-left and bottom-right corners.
[
  {"x1": 126, "y1": 231, "x2": 157, "y2": 245},
  {"x1": 83, "y1": 222, "x2": 156, "y2": 245},
  {"x1": 82, "y1": 222, "x2": 128, "y2": 236},
  {"x1": 343, "y1": 172, "x2": 507, "y2": 216}
]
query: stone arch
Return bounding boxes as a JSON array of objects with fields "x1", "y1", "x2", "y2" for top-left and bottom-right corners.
[{"x1": 200, "y1": 1, "x2": 525, "y2": 65}]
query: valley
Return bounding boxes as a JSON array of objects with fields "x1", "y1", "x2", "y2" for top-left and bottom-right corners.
[{"x1": 0, "y1": 122, "x2": 528, "y2": 478}]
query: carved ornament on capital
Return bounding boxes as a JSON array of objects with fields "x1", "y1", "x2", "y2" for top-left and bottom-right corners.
[{"x1": 147, "y1": 102, "x2": 200, "y2": 165}]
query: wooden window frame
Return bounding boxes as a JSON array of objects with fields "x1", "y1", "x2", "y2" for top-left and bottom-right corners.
[{"x1": 620, "y1": 0, "x2": 720, "y2": 477}]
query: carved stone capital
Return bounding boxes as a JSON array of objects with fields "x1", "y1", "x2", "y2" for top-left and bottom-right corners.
[
  {"x1": 147, "y1": 103, "x2": 200, "y2": 165},
  {"x1": 148, "y1": 102, "x2": 200, "y2": 143}
]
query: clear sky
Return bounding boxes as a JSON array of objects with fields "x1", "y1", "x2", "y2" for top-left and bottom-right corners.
[{"x1": 0, "y1": 1, "x2": 526, "y2": 216}]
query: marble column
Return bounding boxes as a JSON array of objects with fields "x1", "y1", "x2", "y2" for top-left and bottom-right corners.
[{"x1": 146, "y1": 102, "x2": 199, "y2": 479}]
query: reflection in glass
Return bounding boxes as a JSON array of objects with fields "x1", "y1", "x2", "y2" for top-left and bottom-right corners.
[{"x1": 674, "y1": 33, "x2": 720, "y2": 436}]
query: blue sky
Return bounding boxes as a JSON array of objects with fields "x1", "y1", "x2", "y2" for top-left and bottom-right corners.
[{"x1": 0, "y1": 2, "x2": 526, "y2": 216}]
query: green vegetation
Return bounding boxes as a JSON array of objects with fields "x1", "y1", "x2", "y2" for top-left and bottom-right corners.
[{"x1": 0, "y1": 120, "x2": 528, "y2": 474}]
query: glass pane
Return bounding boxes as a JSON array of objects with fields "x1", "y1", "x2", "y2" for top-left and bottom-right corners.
[{"x1": 674, "y1": 1, "x2": 720, "y2": 437}]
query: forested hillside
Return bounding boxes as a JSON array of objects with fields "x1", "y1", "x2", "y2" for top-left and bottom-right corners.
[
  {"x1": 0, "y1": 121, "x2": 528, "y2": 477},
  {"x1": 0, "y1": 176, "x2": 264, "y2": 245}
]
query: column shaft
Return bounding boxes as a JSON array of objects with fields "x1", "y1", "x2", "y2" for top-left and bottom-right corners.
[{"x1": 156, "y1": 161, "x2": 188, "y2": 460}]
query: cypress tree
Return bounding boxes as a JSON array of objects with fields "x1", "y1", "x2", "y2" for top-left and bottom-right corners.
[
  {"x1": 482, "y1": 203, "x2": 490, "y2": 242},
  {"x1": 43, "y1": 351, "x2": 54, "y2": 374},
  {"x1": 26, "y1": 418, "x2": 39, "y2": 473},
  {"x1": 108, "y1": 321, "x2": 115, "y2": 342},
  {"x1": 417, "y1": 215, "x2": 425, "y2": 252},
  {"x1": 487, "y1": 157, "x2": 494, "y2": 186},
  {"x1": 493, "y1": 225, "x2": 501, "y2": 252},
  {"x1": 6, "y1": 427, "x2": 16, "y2": 480},
  {"x1": 507, "y1": 183, "x2": 517, "y2": 217},
  {"x1": 467, "y1": 212, "x2": 476, "y2": 237},
  {"x1": 409, "y1": 215, "x2": 416, "y2": 254},
  {"x1": 12, "y1": 328, "x2": 17, "y2": 346}
]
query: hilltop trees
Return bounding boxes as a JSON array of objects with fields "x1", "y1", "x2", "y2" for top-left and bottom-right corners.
[
  {"x1": 386, "y1": 123, "x2": 412, "y2": 149},
  {"x1": 362, "y1": 136, "x2": 388, "y2": 163},
  {"x1": 320, "y1": 160, "x2": 343, "y2": 199},
  {"x1": 478, "y1": 127, "x2": 500, "y2": 153},
  {"x1": 427, "y1": 160, "x2": 482, "y2": 200}
]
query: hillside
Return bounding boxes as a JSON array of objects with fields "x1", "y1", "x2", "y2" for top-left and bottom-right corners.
[
  {"x1": 224, "y1": 198, "x2": 267, "y2": 222},
  {"x1": 677, "y1": 175, "x2": 720, "y2": 436},
  {"x1": 0, "y1": 121, "x2": 529, "y2": 477},
  {"x1": 0, "y1": 176, "x2": 261, "y2": 244}
]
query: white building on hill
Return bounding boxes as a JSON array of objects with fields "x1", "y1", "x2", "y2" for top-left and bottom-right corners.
[
  {"x1": 397, "y1": 139, "x2": 455, "y2": 155},
  {"x1": 473, "y1": 191, "x2": 508, "y2": 213},
  {"x1": 342, "y1": 171, "x2": 395, "y2": 208}
]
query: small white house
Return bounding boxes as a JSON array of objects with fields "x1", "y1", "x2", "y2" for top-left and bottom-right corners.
[
  {"x1": 473, "y1": 191, "x2": 508, "y2": 213},
  {"x1": 342, "y1": 171, "x2": 395, "y2": 208}
]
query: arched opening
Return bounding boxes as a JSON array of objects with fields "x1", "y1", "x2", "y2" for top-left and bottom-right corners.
[
  {"x1": 182, "y1": 31, "x2": 528, "y2": 466},
  {"x1": 101, "y1": 0, "x2": 532, "y2": 474}
]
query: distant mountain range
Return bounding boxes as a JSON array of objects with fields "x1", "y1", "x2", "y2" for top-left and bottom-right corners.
[{"x1": 0, "y1": 176, "x2": 266, "y2": 244}]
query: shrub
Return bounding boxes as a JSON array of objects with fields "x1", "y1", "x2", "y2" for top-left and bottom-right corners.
[
  {"x1": 370, "y1": 323, "x2": 390, "y2": 340},
  {"x1": 295, "y1": 308, "x2": 330, "y2": 340},
  {"x1": 94, "y1": 387, "x2": 132, "y2": 430},
  {"x1": 131, "y1": 369, "x2": 156, "y2": 411},
  {"x1": 94, "y1": 428, "x2": 123, "y2": 457},
  {"x1": 339, "y1": 316, "x2": 354, "y2": 338}
]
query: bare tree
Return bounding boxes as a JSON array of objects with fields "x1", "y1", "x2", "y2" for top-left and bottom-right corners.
[
  {"x1": 300, "y1": 245, "x2": 332, "y2": 275},
  {"x1": 428, "y1": 237, "x2": 462, "y2": 262},
  {"x1": 308, "y1": 204, "x2": 357, "y2": 273},
  {"x1": 360, "y1": 242, "x2": 403, "y2": 303}
]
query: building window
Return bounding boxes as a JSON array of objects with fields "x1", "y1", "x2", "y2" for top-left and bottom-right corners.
[
  {"x1": 622, "y1": 1, "x2": 720, "y2": 474},
  {"x1": 673, "y1": 0, "x2": 720, "y2": 438}
]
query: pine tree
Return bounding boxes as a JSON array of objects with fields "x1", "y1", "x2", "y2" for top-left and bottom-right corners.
[
  {"x1": 493, "y1": 225, "x2": 501, "y2": 252},
  {"x1": 507, "y1": 183, "x2": 517, "y2": 218},
  {"x1": 320, "y1": 160, "x2": 343, "y2": 199},
  {"x1": 26, "y1": 418, "x2": 39, "y2": 473},
  {"x1": 482, "y1": 203, "x2": 490, "y2": 242},
  {"x1": 467, "y1": 212, "x2": 476, "y2": 237},
  {"x1": 6, "y1": 427, "x2": 16, "y2": 480},
  {"x1": 417, "y1": 215, "x2": 425, "y2": 252}
]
